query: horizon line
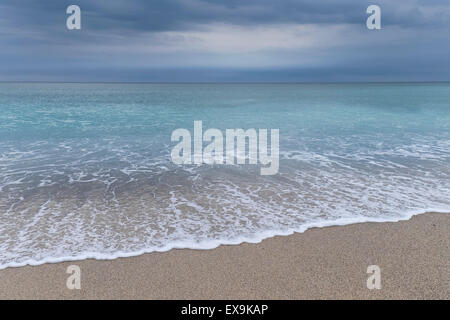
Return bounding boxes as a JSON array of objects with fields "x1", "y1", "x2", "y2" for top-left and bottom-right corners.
[{"x1": 1, "y1": 80, "x2": 450, "y2": 85}]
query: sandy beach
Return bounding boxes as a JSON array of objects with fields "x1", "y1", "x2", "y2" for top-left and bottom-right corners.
[{"x1": 0, "y1": 212, "x2": 448, "y2": 300}]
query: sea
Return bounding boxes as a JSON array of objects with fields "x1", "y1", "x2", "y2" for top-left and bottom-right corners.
[{"x1": 0, "y1": 82, "x2": 449, "y2": 269}]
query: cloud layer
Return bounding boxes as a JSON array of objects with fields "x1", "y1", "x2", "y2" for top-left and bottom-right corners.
[{"x1": 0, "y1": 0, "x2": 449, "y2": 81}]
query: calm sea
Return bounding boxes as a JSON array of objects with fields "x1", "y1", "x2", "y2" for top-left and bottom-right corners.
[{"x1": 0, "y1": 83, "x2": 449, "y2": 268}]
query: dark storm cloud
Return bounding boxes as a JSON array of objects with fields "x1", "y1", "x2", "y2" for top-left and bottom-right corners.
[
  {"x1": 2, "y1": 0, "x2": 449, "y2": 33},
  {"x1": 3, "y1": 0, "x2": 360, "y2": 32},
  {"x1": 0, "y1": 0, "x2": 449, "y2": 81}
]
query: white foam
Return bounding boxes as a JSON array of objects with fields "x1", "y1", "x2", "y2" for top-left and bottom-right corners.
[
  {"x1": 0, "y1": 209, "x2": 448, "y2": 270},
  {"x1": 1, "y1": 135, "x2": 450, "y2": 270}
]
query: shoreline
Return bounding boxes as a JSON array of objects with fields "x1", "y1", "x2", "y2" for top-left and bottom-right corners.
[
  {"x1": 0, "y1": 212, "x2": 448, "y2": 299},
  {"x1": 1, "y1": 209, "x2": 448, "y2": 270}
]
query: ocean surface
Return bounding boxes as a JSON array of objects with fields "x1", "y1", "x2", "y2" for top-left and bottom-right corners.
[{"x1": 0, "y1": 83, "x2": 449, "y2": 269}]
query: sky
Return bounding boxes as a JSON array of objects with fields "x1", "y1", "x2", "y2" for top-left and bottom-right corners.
[{"x1": 0, "y1": 0, "x2": 449, "y2": 82}]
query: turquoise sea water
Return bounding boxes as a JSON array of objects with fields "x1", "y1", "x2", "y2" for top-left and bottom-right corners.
[{"x1": 0, "y1": 83, "x2": 449, "y2": 268}]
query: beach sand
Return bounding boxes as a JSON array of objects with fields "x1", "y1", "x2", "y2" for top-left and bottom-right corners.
[{"x1": 0, "y1": 212, "x2": 448, "y2": 300}]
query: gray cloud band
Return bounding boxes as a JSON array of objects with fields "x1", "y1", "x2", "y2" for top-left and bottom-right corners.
[{"x1": 0, "y1": 0, "x2": 449, "y2": 82}]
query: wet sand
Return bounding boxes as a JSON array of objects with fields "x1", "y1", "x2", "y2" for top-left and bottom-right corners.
[{"x1": 0, "y1": 212, "x2": 448, "y2": 299}]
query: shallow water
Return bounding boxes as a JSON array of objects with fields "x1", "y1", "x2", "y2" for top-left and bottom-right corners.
[{"x1": 0, "y1": 83, "x2": 449, "y2": 268}]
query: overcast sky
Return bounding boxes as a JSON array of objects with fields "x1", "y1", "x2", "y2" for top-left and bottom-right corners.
[{"x1": 0, "y1": 0, "x2": 449, "y2": 82}]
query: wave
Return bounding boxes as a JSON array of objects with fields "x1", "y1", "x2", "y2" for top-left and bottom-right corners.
[{"x1": 0, "y1": 208, "x2": 448, "y2": 270}]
